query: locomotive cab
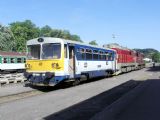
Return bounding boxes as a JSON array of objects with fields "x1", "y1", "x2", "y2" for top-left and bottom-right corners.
[{"x1": 25, "y1": 37, "x2": 66, "y2": 86}]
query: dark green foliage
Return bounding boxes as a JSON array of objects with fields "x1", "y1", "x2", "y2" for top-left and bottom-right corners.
[
  {"x1": 70, "y1": 34, "x2": 82, "y2": 42},
  {"x1": 9, "y1": 20, "x2": 40, "y2": 52},
  {"x1": 41, "y1": 28, "x2": 83, "y2": 42},
  {"x1": 89, "y1": 40, "x2": 98, "y2": 45},
  {"x1": 152, "y1": 52, "x2": 160, "y2": 62},
  {"x1": 0, "y1": 24, "x2": 16, "y2": 51},
  {"x1": 40, "y1": 25, "x2": 52, "y2": 37},
  {"x1": 9, "y1": 20, "x2": 82, "y2": 52}
]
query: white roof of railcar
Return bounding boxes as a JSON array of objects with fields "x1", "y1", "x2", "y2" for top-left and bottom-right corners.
[{"x1": 27, "y1": 37, "x2": 116, "y2": 52}]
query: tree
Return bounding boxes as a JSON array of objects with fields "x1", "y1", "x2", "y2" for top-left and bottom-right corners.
[
  {"x1": 152, "y1": 52, "x2": 160, "y2": 62},
  {"x1": 49, "y1": 29, "x2": 63, "y2": 38},
  {"x1": 9, "y1": 20, "x2": 40, "y2": 52},
  {"x1": 9, "y1": 20, "x2": 83, "y2": 51},
  {"x1": 40, "y1": 25, "x2": 52, "y2": 37},
  {"x1": 70, "y1": 34, "x2": 82, "y2": 42},
  {"x1": 0, "y1": 24, "x2": 16, "y2": 51},
  {"x1": 50, "y1": 29, "x2": 83, "y2": 42},
  {"x1": 89, "y1": 40, "x2": 98, "y2": 45},
  {"x1": 61, "y1": 30, "x2": 71, "y2": 39}
]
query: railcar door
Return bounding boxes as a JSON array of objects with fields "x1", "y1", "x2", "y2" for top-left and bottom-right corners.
[{"x1": 69, "y1": 45, "x2": 75, "y2": 78}]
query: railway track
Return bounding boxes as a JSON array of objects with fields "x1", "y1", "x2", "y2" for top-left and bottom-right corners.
[
  {"x1": 0, "y1": 83, "x2": 64, "y2": 104},
  {"x1": 0, "y1": 90, "x2": 43, "y2": 104}
]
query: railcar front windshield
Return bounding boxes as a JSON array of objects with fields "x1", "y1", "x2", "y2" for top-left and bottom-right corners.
[
  {"x1": 27, "y1": 45, "x2": 40, "y2": 60},
  {"x1": 42, "y1": 43, "x2": 61, "y2": 59}
]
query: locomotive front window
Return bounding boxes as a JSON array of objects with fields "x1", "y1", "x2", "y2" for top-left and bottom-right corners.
[
  {"x1": 27, "y1": 45, "x2": 40, "y2": 60},
  {"x1": 42, "y1": 43, "x2": 61, "y2": 59}
]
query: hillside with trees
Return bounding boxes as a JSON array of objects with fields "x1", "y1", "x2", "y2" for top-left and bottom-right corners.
[{"x1": 134, "y1": 48, "x2": 160, "y2": 62}]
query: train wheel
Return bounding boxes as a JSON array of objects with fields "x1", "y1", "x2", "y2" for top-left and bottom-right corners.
[
  {"x1": 107, "y1": 71, "x2": 112, "y2": 77},
  {"x1": 105, "y1": 72, "x2": 109, "y2": 77},
  {"x1": 72, "y1": 79, "x2": 80, "y2": 86}
]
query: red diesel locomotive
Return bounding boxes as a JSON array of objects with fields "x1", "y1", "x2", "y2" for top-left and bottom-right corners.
[{"x1": 103, "y1": 43, "x2": 145, "y2": 75}]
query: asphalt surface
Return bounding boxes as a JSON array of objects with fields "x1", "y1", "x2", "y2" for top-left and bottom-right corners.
[
  {"x1": 115, "y1": 80, "x2": 160, "y2": 120},
  {"x1": 0, "y1": 83, "x2": 33, "y2": 97},
  {"x1": 0, "y1": 66, "x2": 159, "y2": 120},
  {"x1": 44, "y1": 80, "x2": 141, "y2": 120},
  {"x1": 90, "y1": 79, "x2": 160, "y2": 120}
]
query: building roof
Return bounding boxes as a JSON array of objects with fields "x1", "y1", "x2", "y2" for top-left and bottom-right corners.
[{"x1": 0, "y1": 51, "x2": 26, "y2": 57}]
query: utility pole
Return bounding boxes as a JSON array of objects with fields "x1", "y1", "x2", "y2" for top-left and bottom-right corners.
[{"x1": 112, "y1": 34, "x2": 116, "y2": 41}]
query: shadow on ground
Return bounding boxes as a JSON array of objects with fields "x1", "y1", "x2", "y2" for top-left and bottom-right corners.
[
  {"x1": 147, "y1": 64, "x2": 160, "y2": 72},
  {"x1": 42, "y1": 80, "x2": 142, "y2": 120},
  {"x1": 42, "y1": 79, "x2": 160, "y2": 120},
  {"x1": 24, "y1": 76, "x2": 113, "y2": 92}
]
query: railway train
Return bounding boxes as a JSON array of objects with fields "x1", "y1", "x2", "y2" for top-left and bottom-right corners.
[
  {"x1": 0, "y1": 51, "x2": 26, "y2": 72},
  {"x1": 103, "y1": 43, "x2": 145, "y2": 74},
  {"x1": 24, "y1": 37, "x2": 145, "y2": 86}
]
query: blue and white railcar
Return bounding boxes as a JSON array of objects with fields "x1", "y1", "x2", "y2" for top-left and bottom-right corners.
[{"x1": 25, "y1": 37, "x2": 116, "y2": 86}]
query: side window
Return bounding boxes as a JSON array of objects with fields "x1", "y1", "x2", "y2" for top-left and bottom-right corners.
[
  {"x1": 107, "y1": 52, "x2": 112, "y2": 61},
  {"x1": 64, "y1": 44, "x2": 68, "y2": 58},
  {"x1": 17, "y1": 58, "x2": 22, "y2": 63},
  {"x1": 86, "y1": 49, "x2": 92, "y2": 60},
  {"x1": 99, "y1": 51, "x2": 102, "y2": 60},
  {"x1": 99, "y1": 51, "x2": 106, "y2": 60},
  {"x1": 109, "y1": 52, "x2": 114, "y2": 61},
  {"x1": 81, "y1": 48, "x2": 85, "y2": 60},
  {"x1": 3, "y1": 57, "x2": 8, "y2": 63},
  {"x1": 102, "y1": 51, "x2": 106, "y2": 60},
  {"x1": 77, "y1": 48, "x2": 85, "y2": 60},
  {"x1": 11, "y1": 58, "x2": 15, "y2": 63},
  {"x1": 105, "y1": 52, "x2": 109, "y2": 60},
  {"x1": 93, "y1": 50, "x2": 98, "y2": 60}
]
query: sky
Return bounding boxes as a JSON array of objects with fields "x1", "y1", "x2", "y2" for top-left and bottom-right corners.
[{"x1": 0, "y1": 0, "x2": 160, "y2": 51}]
